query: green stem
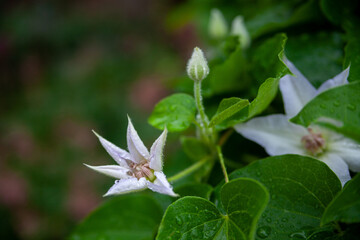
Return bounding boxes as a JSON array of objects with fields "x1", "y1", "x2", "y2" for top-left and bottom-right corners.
[
  {"x1": 216, "y1": 145, "x2": 229, "y2": 183},
  {"x1": 168, "y1": 157, "x2": 210, "y2": 182},
  {"x1": 194, "y1": 80, "x2": 213, "y2": 144}
]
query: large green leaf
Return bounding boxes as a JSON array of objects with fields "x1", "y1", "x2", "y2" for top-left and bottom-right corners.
[
  {"x1": 286, "y1": 31, "x2": 344, "y2": 88},
  {"x1": 156, "y1": 178, "x2": 269, "y2": 240},
  {"x1": 322, "y1": 173, "x2": 360, "y2": 225},
  {"x1": 229, "y1": 155, "x2": 341, "y2": 240},
  {"x1": 247, "y1": 0, "x2": 323, "y2": 39},
  {"x1": 291, "y1": 82, "x2": 360, "y2": 142},
  {"x1": 70, "y1": 195, "x2": 163, "y2": 240},
  {"x1": 148, "y1": 93, "x2": 196, "y2": 132},
  {"x1": 209, "y1": 97, "x2": 249, "y2": 128}
]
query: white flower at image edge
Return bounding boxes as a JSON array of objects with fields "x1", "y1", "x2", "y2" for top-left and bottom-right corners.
[
  {"x1": 85, "y1": 117, "x2": 178, "y2": 197},
  {"x1": 235, "y1": 58, "x2": 360, "y2": 186}
]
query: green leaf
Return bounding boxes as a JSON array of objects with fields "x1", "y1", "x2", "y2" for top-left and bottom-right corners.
[
  {"x1": 209, "y1": 97, "x2": 249, "y2": 128},
  {"x1": 247, "y1": 0, "x2": 323, "y2": 39},
  {"x1": 229, "y1": 154, "x2": 341, "y2": 240},
  {"x1": 247, "y1": 33, "x2": 290, "y2": 119},
  {"x1": 286, "y1": 31, "x2": 344, "y2": 87},
  {"x1": 148, "y1": 93, "x2": 196, "y2": 132},
  {"x1": 344, "y1": 33, "x2": 360, "y2": 82},
  {"x1": 156, "y1": 178, "x2": 269, "y2": 240},
  {"x1": 175, "y1": 183, "x2": 213, "y2": 200},
  {"x1": 208, "y1": 48, "x2": 249, "y2": 95},
  {"x1": 291, "y1": 82, "x2": 360, "y2": 142},
  {"x1": 180, "y1": 136, "x2": 210, "y2": 161},
  {"x1": 322, "y1": 174, "x2": 360, "y2": 225},
  {"x1": 70, "y1": 195, "x2": 163, "y2": 240}
]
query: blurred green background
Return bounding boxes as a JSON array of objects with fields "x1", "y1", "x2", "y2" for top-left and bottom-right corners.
[
  {"x1": 0, "y1": 0, "x2": 194, "y2": 239},
  {"x1": 1, "y1": 0, "x2": 355, "y2": 239}
]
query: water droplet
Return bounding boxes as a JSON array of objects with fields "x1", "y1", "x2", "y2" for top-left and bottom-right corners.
[
  {"x1": 266, "y1": 217, "x2": 272, "y2": 223},
  {"x1": 256, "y1": 171, "x2": 261, "y2": 176},
  {"x1": 256, "y1": 226, "x2": 272, "y2": 239},
  {"x1": 191, "y1": 229, "x2": 200, "y2": 238},
  {"x1": 333, "y1": 100, "x2": 340, "y2": 107},
  {"x1": 175, "y1": 216, "x2": 183, "y2": 226},
  {"x1": 347, "y1": 104, "x2": 356, "y2": 111},
  {"x1": 281, "y1": 218, "x2": 288, "y2": 222},
  {"x1": 262, "y1": 213, "x2": 267, "y2": 218},
  {"x1": 289, "y1": 230, "x2": 307, "y2": 239},
  {"x1": 280, "y1": 224, "x2": 284, "y2": 228},
  {"x1": 194, "y1": 206, "x2": 199, "y2": 211}
]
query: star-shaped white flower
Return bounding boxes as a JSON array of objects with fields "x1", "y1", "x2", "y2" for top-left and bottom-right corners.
[
  {"x1": 235, "y1": 58, "x2": 360, "y2": 185},
  {"x1": 85, "y1": 117, "x2": 178, "y2": 197}
]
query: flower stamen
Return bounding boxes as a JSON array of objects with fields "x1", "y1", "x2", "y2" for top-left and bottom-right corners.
[{"x1": 301, "y1": 128, "x2": 326, "y2": 156}]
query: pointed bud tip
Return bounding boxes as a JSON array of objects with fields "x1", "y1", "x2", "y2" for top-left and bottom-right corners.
[
  {"x1": 231, "y1": 15, "x2": 250, "y2": 49},
  {"x1": 209, "y1": 8, "x2": 228, "y2": 39},
  {"x1": 186, "y1": 47, "x2": 209, "y2": 82}
]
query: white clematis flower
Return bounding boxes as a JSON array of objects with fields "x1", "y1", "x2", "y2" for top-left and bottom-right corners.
[
  {"x1": 85, "y1": 117, "x2": 178, "y2": 197},
  {"x1": 235, "y1": 58, "x2": 360, "y2": 186}
]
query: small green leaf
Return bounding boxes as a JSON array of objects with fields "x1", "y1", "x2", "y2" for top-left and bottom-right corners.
[
  {"x1": 70, "y1": 195, "x2": 163, "y2": 240},
  {"x1": 291, "y1": 82, "x2": 360, "y2": 142},
  {"x1": 247, "y1": 33, "x2": 290, "y2": 119},
  {"x1": 229, "y1": 154, "x2": 341, "y2": 240},
  {"x1": 209, "y1": 97, "x2": 249, "y2": 128},
  {"x1": 180, "y1": 136, "x2": 210, "y2": 161},
  {"x1": 156, "y1": 178, "x2": 269, "y2": 240},
  {"x1": 175, "y1": 183, "x2": 213, "y2": 200},
  {"x1": 322, "y1": 174, "x2": 360, "y2": 225},
  {"x1": 148, "y1": 93, "x2": 196, "y2": 132}
]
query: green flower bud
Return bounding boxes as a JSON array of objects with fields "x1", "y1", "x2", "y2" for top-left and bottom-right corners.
[
  {"x1": 208, "y1": 8, "x2": 228, "y2": 40},
  {"x1": 231, "y1": 16, "x2": 250, "y2": 49},
  {"x1": 187, "y1": 47, "x2": 209, "y2": 82}
]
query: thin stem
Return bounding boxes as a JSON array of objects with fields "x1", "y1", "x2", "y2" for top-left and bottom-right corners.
[
  {"x1": 218, "y1": 128, "x2": 234, "y2": 147},
  {"x1": 194, "y1": 80, "x2": 208, "y2": 129},
  {"x1": 194, "y1": 80, "x2": 214, "y2": 145},
  {"x1": 216, "y1": 145, "x2": 229, "y2": 183},
  {"x1": 168, "y1": 157, "x2": 210, "y2": 182}
]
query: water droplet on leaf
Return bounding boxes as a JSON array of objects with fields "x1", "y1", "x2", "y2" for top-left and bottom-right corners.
[
  {"x1": 347, "y1": 104, "x2": 356, "y2": 111},
  {"x1": 256, "y1": 226, "x2": 272, "y2": 239},
  {"x1": 175, "y1": 216, "x2": 183, "y2": 226}
]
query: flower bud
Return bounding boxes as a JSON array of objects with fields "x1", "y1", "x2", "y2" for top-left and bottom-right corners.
[
  {"x1": 187, "y1": 47, "x2": 209, "y2": 82},
  {"x1": 231, "y1": 16, "x2": 250, "y2": 49},
  {"x1": 208, "y1": 8, "x2": 228, "y2": 40}
]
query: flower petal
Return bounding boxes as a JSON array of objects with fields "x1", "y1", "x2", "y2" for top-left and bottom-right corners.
[
  {"x1": 84, "y1": 164, "x2": 132, "y2": 179},
  {"x1": 320, "y1": 153, "x2": 351, "y2": 186},
  {"x1": 317, "y1": 66, "x2": 350, "y2": 94},
  {"x1": 149, "y1": 128, "x2": 167, "y2": 171},
  {"x1": 280, "y1": 58, "x2": 316, "y2": 118},
  {"x1": 92, "y1": 130, "x2": 131, "y2": 167},
  {"x1": 327, "y1": 132, "x2": 360, "y2": 172},
  {"x1": 235, "y1": 114, "x2": 308, "y2": 156},
  {"x1": 103, "y1": 178, "x2": 147, "y2": 197},
  {"x1": 127, "y1": 116, "x2": 150, "y2": 163},
  {"x1": 147, "y1": 172, "x2": 178, "y2": 197}
]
